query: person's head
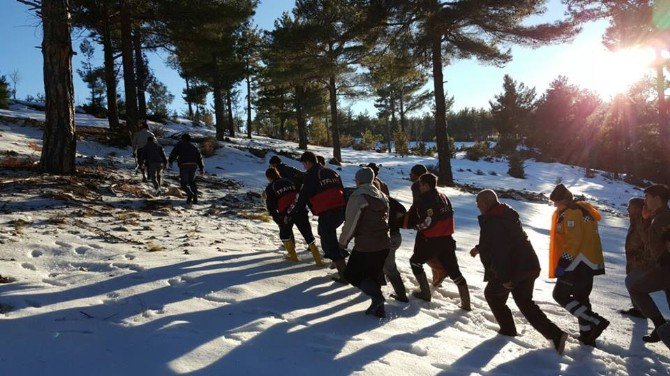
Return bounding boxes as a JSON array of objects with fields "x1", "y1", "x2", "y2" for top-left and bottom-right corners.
[
  {"x1": 316, "y1": 155, "x2": 326, "y2": 166},
  {"x1": 147, "y1": 135, "x2": 156, "y2": 144},
  {"x1": 181, "y1": 133, "x2": 192, "y2": 142},
  {"x1": 355, "y1": 167, "x2": 374, "y2": 187},
  {"x1": 550, "y1": 184, "x2": 573, "y2": 211},
  {"x1": 643, "y1": 184, "x2": 669, "y2": 212},
  {"x1": 418, "y1": 173, "x2": 437, "y2": 194},
  {"x1": 365, "y1": 163, "x2": 381, "y2": 177},
  {"x1": 627, "y1": 197, "x2": 645, "y2": 220},
  {"x1": 299, "y1": 151, "x2": 317, "y2": 170},
  {"x1": 476, "y1": 189, "x2": 499, "y2": 214},
  {"x1": 269, "y1": 155, "x2": 281, "y2": 167},
  {"x1": 265, "y1": 167, "x2": 281, "y2": 183},
  {"x1": 410, "y1": 164, "x2": 427, "y2": 182}
]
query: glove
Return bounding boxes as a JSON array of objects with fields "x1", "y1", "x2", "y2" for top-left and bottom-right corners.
[{"x1": 555, "y1": 253, "x2": 573, "y2": 278}]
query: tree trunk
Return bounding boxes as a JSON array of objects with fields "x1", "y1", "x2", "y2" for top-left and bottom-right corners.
[
  {"x1": 246, "y1": 72, "x2": 252, "y2": 139},
  {"x1": 279, "y1": 117, "x2": 286, "y2": 139},
  {"x1": 399, "y1": 91, "x2": 406, "y2": 133},
  {"x1": 226, "y1": 90, "x2": 235, "y2": 137},
  {"x1": 655, "y1": 55, "x2": 670, "y2": 183},
  {"x1": 133, "y1": 29, "x2": 147, "y2": 122},
  {"x1": 328, "y1": 75, "x2": 342, "y2": 162},
  {"x1": 213, "y1": 85, "x2": 225, "y2": 140},
  {"x1": 185, "y1": 77, "x2": 194, "y2": 119},
  {"x1": 120, "y1": 2, "x2": 138, "y2": 136},
  {"x1": 386, "y1": 115, "x2": 392, "y2": 153},
  {"x1": 101, "y1": 15, "x2": 121, "y2": 142},
  {"x1": 40, "y1": 0, "x2": 76, "y2": 174},
  {"x1": 431, "y1": 32, "x2": 454, "y2": 186},
  {"x1": 294, "y1": 85, "x2": 307, "y2": 149}
]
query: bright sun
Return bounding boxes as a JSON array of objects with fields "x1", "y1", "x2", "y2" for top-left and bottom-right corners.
[{"x1": 561, "y1": 46, "x2": 657, "y2": 98}]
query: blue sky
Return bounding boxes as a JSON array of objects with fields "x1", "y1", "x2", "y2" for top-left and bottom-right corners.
[{"x1": 0, "y1": 1, "x2": 645, "y2": 118}]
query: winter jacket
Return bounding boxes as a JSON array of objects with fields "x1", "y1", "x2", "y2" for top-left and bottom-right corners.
[
  {"x1": 643, "y1": 205, "x2": 670, "y2": 267},
  {"x1": 625, "y1": 216, "x2": 648, "y2": 273},
  {"x1": 138, "y1": 138, "x2": 167, "y2": 167},
  {"x1": 131, "y1": 128, "x2": 154, "y2": 151},
  {"x1": 168, "y1": 140, "x2": 204, "y2": 170},
  {"x1": 275, "y1": 162, "x2": 304, "y2": 188},
  {"x1": 289, "y1": 164, "x2": 345, "y2": 216},
  {"x1": 265, "y1": 178, "x2": 300, "y2": 224},
  {"x1": 476, "y1": 203, "x2": 540, "y2": 283},
  {"x1": 373, "y1": 177, "x2": 390, "y2": 196},
  {"x1": 403, "y1": 188, "x2": 455, "y2": 239},
  {"x1": 388, "y1": 197, "x2": 407, "y2": 235},
  {"x1": 338, "y1": 183, "x2": 390, "y2": 253},
  {"x1": 548, "y1": 200, "x2": 605, "y2": 278},
  {"x1": 411, "y1": 181, "x2": 421, "y2": 204}
]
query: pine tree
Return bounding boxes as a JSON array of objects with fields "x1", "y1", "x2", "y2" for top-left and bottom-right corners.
[
  {"x1": 489, "y1": 75, "x2": 536, "y2": 154},
  {"x1": 146, "y1": 79, "x2": 174, "y2": 121},
  {"x1": 0, "y1": 75, "x2": 9, "y2": 109},
  {"x1": 394, "y1": 130, "x2": 409, "y2": 157}
]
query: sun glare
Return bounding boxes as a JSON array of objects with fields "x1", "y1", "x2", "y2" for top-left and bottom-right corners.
[{"x1": 561, "y1": 46, "x2": 656, "y2": 99}]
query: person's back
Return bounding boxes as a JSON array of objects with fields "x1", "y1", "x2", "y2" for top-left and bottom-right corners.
[
  {"x1": 344, "y1": 184, "x2": 390, "y2": 253},
  {"x1": 141, "y1": 139, "x2": 167, "y2": 165},
  {"x1": 298, "y1": 164, "x2": 345, "y2": 216},
  {"x1": 169, "y1": 140, "x2": 203, "y2": 168}
]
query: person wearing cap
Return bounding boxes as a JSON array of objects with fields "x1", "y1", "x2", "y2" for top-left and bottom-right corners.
[
  {"x1": 287, "y1": 151, "x2": 347, "y2": 281},
  {"x1": 137, "y1": 135, "x2": 168, "y2": 192},
  {"x1": 627, "y1": 184, "x2": 670, "y2": 343},
  {"x1": 471, "y1": 189, "x2": 567, "y2": 354},
  {"x1": 402, "y1": 173, "x2": 470, "y2": 309},
  {"x1": 168, "y1": 133, "x2": 205, "y2": 205},
  {"x1": 131, "y1": 121, "x2": 155, "y2": 182},
  {"x1": 265, "y1": 167, "x2": 324, "y2": 265},
  {"x1": 365, "y1": 163, "x2": 390, "y2": 196},
  {"x1": 548, "y1": 183, "x2": 609, "y2": 346},
  {"x1": 339, "y1": 167, "x2": 391, "y2": 317},
  {"x1": 269, "y1": 155, "x2": 304, "y2": 189},
  {"x1": 409, "y1": 164, "x2": 447, "y2": 287}
]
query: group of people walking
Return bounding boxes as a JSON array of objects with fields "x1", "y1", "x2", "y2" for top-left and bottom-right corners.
[{"x1": 263, "y1": 152, "x2": 670, "y2": 355}]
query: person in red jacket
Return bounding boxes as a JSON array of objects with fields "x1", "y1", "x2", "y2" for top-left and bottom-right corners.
[
  {"x1": 265, "y1": 167, "x2": 324, "y2": 266},
  {"x1": 403, "y1": 173, "x2": 470, "y2": 309},
  {"x1": 287, "y1": 151, "x2": 347, "y2": 281}
]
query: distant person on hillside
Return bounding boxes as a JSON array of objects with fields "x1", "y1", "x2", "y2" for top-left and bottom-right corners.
[
  {"x1": 548, "y1": 184, "x2": 609, "y2": 347},
  {"x1": 168, "y1": 133, "x2": 204, "y2": 205},
  {"x1": 627, "y1": 184, "x2": 670, "y2": 343},
  {"x1": 265, "y1": 167, "x2": 324, "y2": 266},
  {"x1": 269, "y1": 155, "x2": 304, "y2": 189},
  {"x1": 137, "y1": 136, "x2": 167, "y2": 192},
  {"x1": 131, "y1": 121, "x2": 155, "y2": 182},
  {"x1": 409, "y1": 164, "x2": 447, "y2": 287},
  {"x1": 471, "y1": 189, "x2": 567, "y2": 354},
  {"x1": 339, "y1": 167, "x2": 391, "y2": 317},
  {"x1": 402, "y1": 173, "x2": 470, "y2": 310},
  {"x1": 620, "y1": 198, "x2": 649, "y2": 318}
]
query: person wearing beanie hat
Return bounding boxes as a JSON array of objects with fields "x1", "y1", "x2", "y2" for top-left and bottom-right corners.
[
  {"x1": 339, "y1": 168, "x2": 391, "y2": 317},
  {"x1": 288, "y1": 150, "x2": 347, "y2": 282},
  {"x1": 269, "y1": 155, "x2": 304, "y2": 189},
  {"x1": 549, "y1": 184, "x2": 608, "y2": 346},
  {"x1": 168, "y1": 132, "x2": 205, "y2": 205}
]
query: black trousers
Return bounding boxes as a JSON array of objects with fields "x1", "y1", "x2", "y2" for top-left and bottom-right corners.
[
  {"x1": 485, "y1": 273, "x2": 562, "y2": 340},
  {"x1": 179, "y1": 165, "x2": 198, "y2": 197},
  {"x1": 552, "y1": 263, "x2": 603, "y2": 333},
  {"x1": 409, "y1": 235, "x2": 465, "y2": 285},
  {"x1": 278, "y1": 210, "x2": 315, "y2": 245}
]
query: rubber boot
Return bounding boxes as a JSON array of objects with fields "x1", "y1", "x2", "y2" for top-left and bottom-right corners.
[
  {"x1": 458, "y1": 283, "x2": 472, "y2": 311},
  {"x1": 308, "y1": 242, "x2": 325, "y2": 266},
  {"x1": 360, "y1": 279, "x2": 385, "y2": 318},
  {"x1": 332, "y1": 259, "x2": 348, "y2": 284},
  {"x1": 282, "y1": 239, "x2": 299, "y2": 262},
  {"x1": 387, "y1": 273, "x2": 408, "y2": 303},
  {"x1": 412, "y1": 272, "x2": 431, "y2": 302},
  {"x1": 643, "y1": 316, "x2": 666, "y2": 343}
]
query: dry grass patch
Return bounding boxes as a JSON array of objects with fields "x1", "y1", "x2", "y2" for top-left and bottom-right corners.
[
  {"x1": 27, "y1": 141, "x2": 42, "y2": 152},
  {"x1": 147, "y1": 242, "x2": 164, "y2": 252},
  {"x1": 200, "y1": 136, "x2": 221, "y2": 158},
  {"x1": 47, "y1": 214, "x2": 68, "y2": 226},
  {"x1": 8, "y1": 219, "x2": 32, "y2": 234},
  {"x1": 0, "y1": 156, "x2": 38, "y2": 170},
  {"x1": 239, "y1": 211, "x2": 271, "y2": 222}
]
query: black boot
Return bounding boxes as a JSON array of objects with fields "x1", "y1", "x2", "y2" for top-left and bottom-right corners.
[
  {"x1": 643, "y1": 316, "x2": 667, "y2": 343},
  {"x1": 360, "y1": 279, "x2": 385, "y2": 318},
  {"x1": 387, "y1": 273, "x2": 408, "y2": 303},
  {"x1": 331, "y1": 259, "x2": 348, "y2": 284},
  {"x1": 458, "y1": 283, "x2": 471, "y2": 311},
  {"x1": 412, "y1": 272, "x2": 431, "y2": 302}
]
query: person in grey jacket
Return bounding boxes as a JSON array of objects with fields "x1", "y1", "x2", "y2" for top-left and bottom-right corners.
[
  {"x1": 339, "y1": 167, "x2": 391, "y2": 318},
  {"x1": 138, "y1": 136, "x2": 167, "y2": 191},
  {"x1": 131, "y1": 122, "x2": 155, "y2": 182}
]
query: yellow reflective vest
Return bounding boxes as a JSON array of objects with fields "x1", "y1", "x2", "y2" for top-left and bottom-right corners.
[{"x1": 549, "y1": 201, "x2": 605, "y2": 278}]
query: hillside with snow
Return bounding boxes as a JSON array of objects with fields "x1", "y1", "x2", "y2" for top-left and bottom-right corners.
[{"x1": 0, "y1": 112, "x2": 668, "y2": 375}]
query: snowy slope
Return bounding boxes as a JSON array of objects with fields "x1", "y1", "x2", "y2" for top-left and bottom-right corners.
[{"x1": 0, "y1": 115, "x2": 669, "y2": 375}]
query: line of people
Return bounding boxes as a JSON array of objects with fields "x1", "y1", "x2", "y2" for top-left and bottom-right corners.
[{"x1": 263, "y1": 153, "x2": 670, "y2": 355}]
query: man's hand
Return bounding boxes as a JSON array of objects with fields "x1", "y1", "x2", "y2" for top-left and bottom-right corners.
[{"x1": 470, "y1": 246, "x2": 479, "y2": 257}]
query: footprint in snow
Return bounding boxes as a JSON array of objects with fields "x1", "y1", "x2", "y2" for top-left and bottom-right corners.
[
  {"x1": 31, "y1": 250, "x2": 43, "y2": 258},
  {"x1": 54, "y1": 241, "x2": 72, "y2": 249},
  {"x1": 75, "y1": 247, "x2": 88, "y2": 255},
  {"x1": 21, "y1": 263, "x2": 37, "y2": 271}
]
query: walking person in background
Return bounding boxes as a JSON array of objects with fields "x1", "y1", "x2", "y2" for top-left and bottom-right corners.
[
  {"x1": 137, "y1": 135, "x2": 167, "y2": 193},
  {"x1": 620, "y1": 198, "x2": 649, "y2": 318},
  {"x1": 131, "y1": 121, "x2": 154, "y2": 182},
  {"x1": 168, "y1": 133, "x2": 204, "y2": 205},
  {"x1": 269, "y1": 155, "x2": 304, "y2": 189},
  {"x1": 549, "y1": 184, "x2": 609, "y2": 347},
  {"x1": 471, "y1": 189, "x2": 567, "y2": 354}
]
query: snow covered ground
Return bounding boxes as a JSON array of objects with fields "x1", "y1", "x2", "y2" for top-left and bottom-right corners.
[{"x1": 0, "y1": 111, "x2": 669, "y2": 375}]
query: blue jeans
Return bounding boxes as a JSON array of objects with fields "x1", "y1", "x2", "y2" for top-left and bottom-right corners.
[{"x1": 317, "y1": 209, "x2": 345, "y2": 261}]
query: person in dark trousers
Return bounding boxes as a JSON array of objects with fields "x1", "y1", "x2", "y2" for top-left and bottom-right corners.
[
  {"x1": 471, "y1": 189, "x2": 567, "y2": 354},
  {"x1": 402, "y1": 173, "x2": 471, "y2": 310},
  {"x1": 131, "y1": 121, "x2": 155, "y2": 182},
  {"x1": 138, "y1": 136, "x2": 167, "y2": 192},
  {"x1": 627, "y1": 184, "x2": 670, "y2": 343},
  {"x1": 620, "y1": 198, "x2": 649, "y2": 318},
  {"x1": 265, "y1": 167, "x2": 324, "y2": 266},
  {"x1": 658, "y1": 230, "x2": 670, "y2": 350},
  {"x1": 409, "y1": 164, "x2": 447, "y2": 287},
  {"x1": 549, "y1": 184, "x2": 609, "y2": 347},
  {"x1": 269, "y1": 155, "x2": 304, "y2": 189},
  {"x1": 168, "y1": 133, "x2": 204, "y2": 205},
  {"x1": 339, "y1": 167, "x2": 391, "y2": 318},
  {"x1": 385, "y1": 196, "x2": 409, "y2": 302},
  {"x1": 287, "y1": 151, "x2": 347, "y2": 281}
]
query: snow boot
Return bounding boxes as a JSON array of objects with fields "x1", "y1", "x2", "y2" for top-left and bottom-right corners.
[
  {"x1": 620, "y1": 307, "x2": 644, "y2": 318},
  {"x1": 308, "y1": 242, "x2": 325, "y2": 266},
  {"x1": 360, "y1": 279, "x2": 386, "y2": 318},
  {"x1": 387, "y1": 273, "x2": 408, "y2": 303},
  {"x1": 332, "y1": 259, "x2": 348, "y2": 284},
  {"x1": 583, "y1": 316, "x2": 609, "y2": 344},
  {"x1": 458, "y1": 282, "x2": 472, "y2": 311},
  {"x1": 412, "y1": 272, "x2": 431, "y2": 302},
  {"x1": 643, "y1": 316, "x2": 666, "y2": 343},
  {"x1": 282, "y1": 239, "x2": 299, "y2": 262},
  {"x1": 553, "y1": 331, "x2": 568, "y2": 355}
]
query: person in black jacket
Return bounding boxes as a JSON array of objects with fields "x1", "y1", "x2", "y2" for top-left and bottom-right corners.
[
  {"x1": 265, "y1": 167, "x2": 324, "y2": 265},
  {"x1": 269, "y1": 155, "x2": 304, "y2": 189},
  {"x1": 138, "y1": 136, "x2": 168, "y2": 191},
  {"x1": 168, "y1": 133, "x2": 204, "y2": 204},
  {"x1": 470, "y1": 189, "x2": 567, "y2": 354}
]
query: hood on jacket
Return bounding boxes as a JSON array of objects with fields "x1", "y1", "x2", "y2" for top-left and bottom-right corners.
[
  {"x1": 351, "y1": 183, "x2": 388, "y2": 208},
  {"x1": 574, "y1": 201, "x2": 602, "y2": 221}
]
